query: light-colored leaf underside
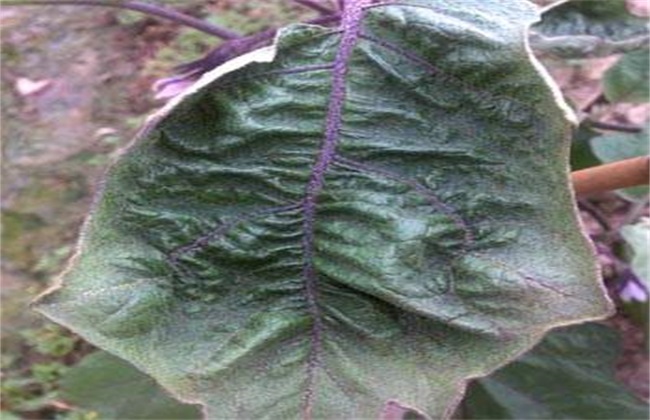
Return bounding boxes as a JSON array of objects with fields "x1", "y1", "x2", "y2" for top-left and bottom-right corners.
[
  {"x1": 535, "y1": 0, "x2": 649, "y2": 41},
  {"x1": 35, "y1": 1, "x2": 612, "y2": 418}
]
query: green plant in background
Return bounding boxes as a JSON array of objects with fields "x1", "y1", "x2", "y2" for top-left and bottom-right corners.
[
  {"x1": 464, "y1": 323, "x2": 649, "y2": 419},
  {"x1": 536, "y1": 0, "x2": 650, "y2": 354},
  {"x1": 604, "y1": 49, "x2": 650, "y2": 103},
  {"x1": 60, "y1": 351, "x2": 202, "y2": 419},
  {"x1": 19, "y1": 325, "x2": 77, "y2": 357},
  {"x1": 530, "y1": 0, "x2": 649, "y2": 58},
  {"x1": 0, "y1": 324, "x2": 80, "y2": 415},
  {"x1": 619, "y1": 218, "x2": 650, "y2": 335},
  {"x1": 1, "y1": 0, "x2": 648, "y2": 419},
  {"x1": 590, "y1": 125, "x2": 649, "y2": 199},
  {"x1": 540, "y1": 0, "x2": 650, "y2": 355}
]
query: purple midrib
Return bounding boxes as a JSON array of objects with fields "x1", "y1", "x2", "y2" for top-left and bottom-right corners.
[{"x1": 300, "y1": 0, "x2": 371, "y2": 417}]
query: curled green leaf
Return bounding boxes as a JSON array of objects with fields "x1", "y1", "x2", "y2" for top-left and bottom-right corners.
[
  {"x1": 604, "y1": 49, "x2": 650, "y2": 103},
  {"x1": 35, "y1": 1, "x2": 612, "y2": 418},
  {"x1": 531, "y1": 0, "x2": 649, "y2": 58}
]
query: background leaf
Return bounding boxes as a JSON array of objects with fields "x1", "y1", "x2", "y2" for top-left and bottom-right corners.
[
  {"x1": 463, "y1": 323, "x2": 649, "y2": 419},
  {"x1": 618, "y1": 218, "x2": 649, "y2": 333},
  {"x1": 589, "y1": 126, "x2": 650, "y2": 200},
  {"x1": 35, "y1": 1, "x2": 612, "y2": 418},
  {"x1": 530, "y1": 0, "x2": 649, "y2": 58},
  {"x1": 534, "y1": 0, "x2": 648, "y2": 41},
  {"x1": 604, "y1": 49, "x2": 650, "y2": 103},
  {"x1": 60, "y1": 351, "x2": 201, "y2": 419},
  {"x1": 570, "y1": 124, "x2": 601, "y2": 171}
]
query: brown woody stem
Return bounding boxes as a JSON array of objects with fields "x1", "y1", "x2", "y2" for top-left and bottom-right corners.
[{"x1": 572, "y1": 156, "x2": 650, "y2": 196}]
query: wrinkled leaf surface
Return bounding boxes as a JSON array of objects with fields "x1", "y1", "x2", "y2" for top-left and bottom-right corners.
[{"x1": 36, "y1": 1, "x2": 612, "y2": 418}]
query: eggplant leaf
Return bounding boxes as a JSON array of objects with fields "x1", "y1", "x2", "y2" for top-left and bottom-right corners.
[
  {"x1": 534, "y1": 0, "x2": 649, "y2": 41},
  {"x1": 60, "y1": 351, "x2": 201, "y2": 419},
  {"x1": 35, "y1": 1, "x2": 612, "y2": 418},
  {"x1": 590, "y1": 126, "x2": 650, "y2": 200},
  {"x1": 530, "y1": 0, "x2": 649, "y2": 58},
  {"x1": 464, "y1": 323, "x2": 649, "y2": 419},
  {"x1": 604, "y1": 49, "x2": 650, "y2": 104},
  {"x1": 620, "y1": 220, "x2": 650, "y2": 331},
  {"x1": 569, "y1": 124, "x2": 601, "y2": 171},
  {"x1": 622, "y1": 220, "x2": 650, "y2": 286}
]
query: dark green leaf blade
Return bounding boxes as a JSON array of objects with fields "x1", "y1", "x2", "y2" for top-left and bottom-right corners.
[
  {"x1": 570, "y1": 124, "x2": 601, "y2": 171},
  {"x1": 60, "y1": 351, "x2": 201, "y2": 419},
  {"x1": 464, "y1": 323, "x2": 649, "y2": 420},
  {"x1": 34, "y1": 1, "x2": 612, "y2": 418},
  {"x1": 604, "y1": 49, "x2": 650, "y2": 103},
  {"x1": 531, "y1": 0, "x2": 649, "y2": 58},
  {"x1": 535, "y1": 0, "x2": 648, "y2": 41}
]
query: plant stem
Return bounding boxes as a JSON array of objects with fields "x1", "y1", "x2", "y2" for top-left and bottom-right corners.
[
  {"x1": 2, "y1": 0, "x2": 241, "y2": 39},
  {"x1": 587, "y1": 120, "x2": 644, "y2": 133},
  {"x1": 530, "y1": 32, "x2": 650, "y2": 58},
  {"x1": 581, "y1": 93, "x2": 605, "y2": 113},
  {"x1": 293, "y1": 0, "x2": 334, "y2": 14},
  {"x1": 572, "y1": 156, "x2": 650, "y2": 196},
  {"x1": 577, "y1": 199, "x2": 612, "y2": 233},
  {"x1": 176, "y1": 14, "x2": 341, "y2": 75}
]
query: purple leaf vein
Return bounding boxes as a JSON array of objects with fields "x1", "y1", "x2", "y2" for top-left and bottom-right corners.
[{"x1": 300, "y1": 0, "x2": 370, "y2": 417}]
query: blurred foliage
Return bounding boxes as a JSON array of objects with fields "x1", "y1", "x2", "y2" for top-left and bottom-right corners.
[
  {"x1": 60, "y1": 352, "x2": 202, "y2": 419},
  {"x1": 590, "y1": 126, "x2": 649, "y2": 200},
  {"x1": 604, "y1": 49, "x2": 650, "y2": 103},
  {"x1": 0, "y1": 322, "x2": 88, "y2": 416},
  {"x1": 530, "y1": 0, "x2": 649, "y2": 58},
  {"x1": 535, "y1": 0, "x2": 648, "y2": 41},
  {"x1": 569, "y1": 124, "x2": 601, "y2": 171},
  {"x1": 620, "y1": 219, "x2": 650, "y2": 335},
  {"x1": 20, "y1": 325, "x2": 77, "y2": 358},
  {"x1": 464, "y1": 323, "x2": 649, "y2": 419},
  {"x1": 622, "y1": 219, "x2": 650, "y2": 285},
  {"x1": 142, "y1": 0, "x2": 307, "y2": 79}
]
